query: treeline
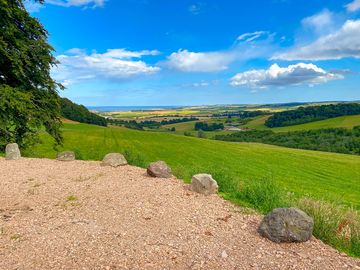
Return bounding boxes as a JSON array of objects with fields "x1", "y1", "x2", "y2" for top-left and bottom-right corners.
[
  {"x1": 266, "y1": 103, "x2": 360, "y2": 127},
  {"x1": 195, "y1": 122, "x2": 224, "y2": 131},
  {"x1": 213, "y1": 110, "x2": 269, "y2": 118},
  {"x1": 159, "y1": 117, "x2": 198, "y2": 125},
  {"x1": 107, "y1": 117, "x2": 199, "y2": 130},
  {"x1": 215, "y1": 127, "x2": 360, "y2": 155},
  {"x1": 107, "y1": 119, "x2": 158, "y2": 130},
  {"x1": 60, "y1": 98, "x2": 107, "y2": 127}
]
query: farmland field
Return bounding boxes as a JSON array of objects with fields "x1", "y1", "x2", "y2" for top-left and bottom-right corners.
[
  {"x1": 244, "y1": 114, "x2": 360, "y2": 132},
  {"x1": 25, "y1": 123, "x2": 360, "y2": 210}
]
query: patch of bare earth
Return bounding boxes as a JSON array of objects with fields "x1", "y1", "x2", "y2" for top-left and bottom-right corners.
[{"x1": 0, "y1": 158, "x2": 359, "y2": 270}]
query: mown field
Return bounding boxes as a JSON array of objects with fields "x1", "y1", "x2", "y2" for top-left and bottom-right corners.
[
  {"x1": 24, "y1": 123, "x2": 360, "y2": 210},
  {"x1": 103, "y1": 109, "x2": 201, "y2": 119},
  {"x1": 244, "y1": 114, "x2": 360, "y2": 132}
]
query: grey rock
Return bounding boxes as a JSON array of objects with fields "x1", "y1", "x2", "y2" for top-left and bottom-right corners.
[
  {"x1": 101, "y1": 153, "x2": 127, "y2": 167},
  {"x1": 147, "y1": 161, "x2": 172, "y2": 178},
  {"x1": 57, "y1": 151, "x2": 75, "y2": 161},
  {"x1": 5, "y1": 143, "x2": 21, "y2": 160},
  {"x1": 258, "y1": 207, "x2": 314, "y2": 243},
  {"x1": 190, "y1": 174, "x2": 218, "y2": 195}
]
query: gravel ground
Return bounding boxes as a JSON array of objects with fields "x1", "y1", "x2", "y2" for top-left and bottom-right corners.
[{"x1": 0, "y1": 157, "x2": 359, "y2": 270}]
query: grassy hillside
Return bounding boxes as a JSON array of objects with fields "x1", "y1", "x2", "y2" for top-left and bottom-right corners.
[
  {"x1": 244, "y1": 114, "x2": 360, "y2": 132},
  {"x1": 25, "y1": 123, "x2": 360, "y2": 210}
]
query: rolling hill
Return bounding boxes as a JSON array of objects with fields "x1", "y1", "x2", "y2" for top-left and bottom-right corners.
[{"x1": 244, "y1": 114, "x2": 360, "y2": 132}]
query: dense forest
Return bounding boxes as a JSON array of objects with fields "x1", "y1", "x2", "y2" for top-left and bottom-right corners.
[
  {"x1": 195, "y1": 122, "x2": 224, "y2": 131},
  {"x1": 60, "y1": 98, "x2": 107, "y2": 127},
  {"x1": 215, "y1": 127, "x2": 360, "y2": 155},
  {"x1": 265, "y1": 103, "x2": 360, "y2": 127}
]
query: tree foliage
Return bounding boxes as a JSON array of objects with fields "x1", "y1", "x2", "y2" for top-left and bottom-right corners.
[
  {"x1": 195, "y1": 122, "x2": 224, "y2": 131},
  {"x1": 266, "y1": 103, "x2": 360, "y2": 127},
  {"x1": 60, "y1": 98, "x2": 107, "y2": 127},
  {"x1": 215, "y1": 127, "x2": 360, "y2": 155},
  {"x1": 0, "y1": 0, "x2": 62, "y2": 150},
  {"x1": 107, "y1": 117, "x2": 199, "y2": 130}
]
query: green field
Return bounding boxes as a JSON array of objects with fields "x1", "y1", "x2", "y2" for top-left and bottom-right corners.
[
  {"x1": 244, "y1": 114, "x2": 360, "y2": 132},
  {"x1": 25, "y1": 123, "x2": 360, "y2": 210},
  {"x1": 160, "y1": 114, "x2": 360, "y2": 138},
  {"x1": 102, "y1": 109, "x2": 201, "y2": 119}
]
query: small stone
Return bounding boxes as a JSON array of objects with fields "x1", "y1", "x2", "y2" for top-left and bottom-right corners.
[
  {"x1": 190, "y1": 174, "x2": 218, "y2": 195},
  {"x1": 101, "y1": 153, "x2": 127, "y2": 167},
  {"x1": 147, "y1": 161, "x2": 172, "y2": 178},
  {"x1": 5, "y1": 143, "x2": 21, "y2": 160},
  {"x1": 57, "y1": 151, "x2": 75, "y2": 161},
  {"x1": 221, "y1": 250, "x2": 228, "y2": 259},
  {"x1": 258, "y1": 207, "x2": 314, "y2": 243}
]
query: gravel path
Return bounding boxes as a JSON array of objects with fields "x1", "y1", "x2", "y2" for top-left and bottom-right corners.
[{"x1": 0, "y1": 158, "x2": 359, "y2": 270}]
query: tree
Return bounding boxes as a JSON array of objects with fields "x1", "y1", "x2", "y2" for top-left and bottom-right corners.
[
  {"x1": 197, "y1": 130, "x2": 207, "y2": 138},
  {"x1": 60, "y1": 98, "x2": 107, "y2": 127},
  {"x1": 0, "y1": 0, "x2": 63, "y2": 150}
]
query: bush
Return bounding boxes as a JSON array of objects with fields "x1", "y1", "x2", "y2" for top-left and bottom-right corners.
[{"x1": 197, "y1": 130, "x2": 207, "y2": 138}]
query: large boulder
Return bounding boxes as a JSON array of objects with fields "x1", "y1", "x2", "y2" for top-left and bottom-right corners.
[
  {"x1": 57, "y1": 151, "x2": 75, "y2": 161},
  {"x1": 147, "y1": 161, "x2": 172, "y2": 178},
  {"x1": 258, "y1": 207, "x2": 314, "y2": 243},
  {"x1": 5, "y1": 143, "x2": 21, "y2": 160},
  {"x1": 190, "y1": 174, "x2": 218, "y2": 195},
  {"x1": 101, "y1": 153, "x2": 127, "y2": 167}
]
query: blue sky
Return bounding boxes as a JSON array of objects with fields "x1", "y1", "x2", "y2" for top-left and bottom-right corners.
[{"x1": 26, "y1": 0, "x2": 360, "y2": 106}]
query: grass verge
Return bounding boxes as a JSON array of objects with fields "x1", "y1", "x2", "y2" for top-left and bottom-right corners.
[{"x1": 230, "y1": 176, "x2": 360, "y2": 258}]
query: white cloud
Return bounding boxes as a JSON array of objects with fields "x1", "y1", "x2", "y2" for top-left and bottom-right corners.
[
  {"x1": 46, "y1": 0, "x2": 105, "y2": 8},
  {"x1": 188, "y1": 3, "x2": 205, "y2": 15},
  {"x1": 237, "y1": 31, "x2": 268, "y2": 42},
  {"x1": 273, "y1": 20, "x2": 360, "y2": 60},
  {"x1": 192, "y1": 82, "x2": 209, "y2": 87},
  {"x1": 53, "y1": 48, "x2": 160, "y2": 86},
  {"x1": 164, "y1": 31, "x2": 275, "y2": 72},
  {"x1": 301, "y1": 9, "x2": 334, "y2": 34},
  {"x1": 346, "y1": 0, "x2": 360, "y2": 12},
  {"x1": 165, "y1": 49, "x2": 236, "y2": 72},
  {"x1": 230, "y1": 63, "x2": 343, "y2": 88}
]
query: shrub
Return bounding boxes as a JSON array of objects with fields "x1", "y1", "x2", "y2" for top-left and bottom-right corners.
[{"x1": 197, "y1": 130, "x2": 207, "y2": 138}]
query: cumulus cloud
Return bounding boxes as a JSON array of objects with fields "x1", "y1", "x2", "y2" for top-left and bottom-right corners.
[
  {"x1": 53, "y1": 48, "x2": 160, "y2": 86},
  {"x1": 165, "y1": 49, "x2": 236, "y2": 72},
  {"x1": 230, "y1": 63, "x2": 343, "y2": 88},
  {"x1": 164, "y1": 31, "x2": 275, "y2": 72},
  {"x1": 46, "y1": 0, "x2": 105, "y2": 8},
  {"x1": 273, "y1": 20, "x2": 360, "y2": 60},
  {"x1": 346, "y1": 0, "x2": 360, "y2": 12}
]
